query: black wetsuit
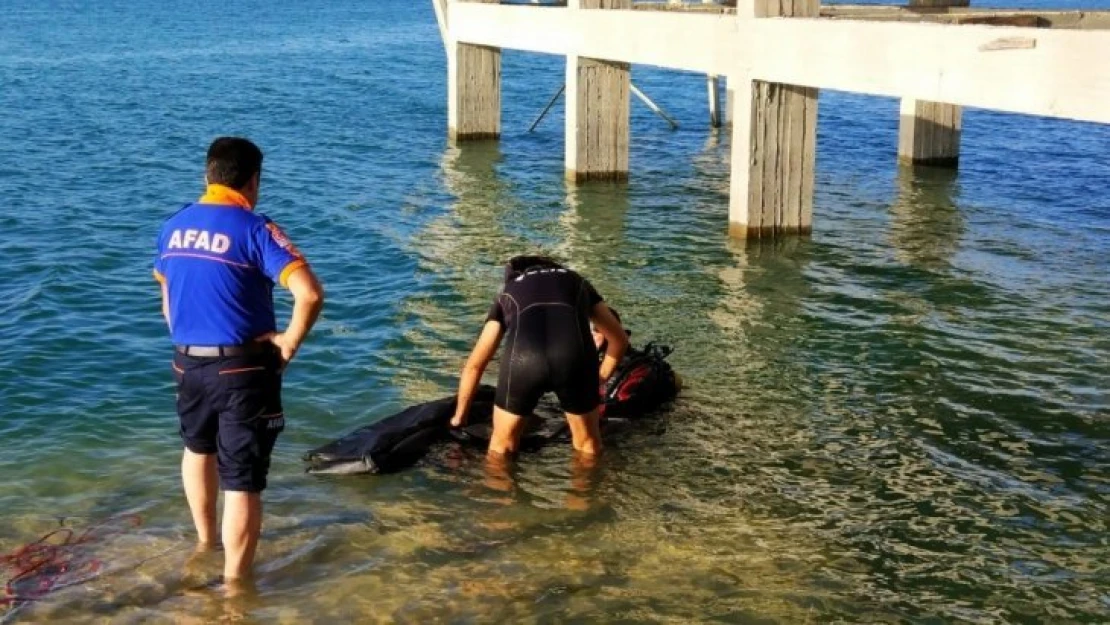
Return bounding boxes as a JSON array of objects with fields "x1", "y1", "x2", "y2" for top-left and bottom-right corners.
[{"x1": 487, "y1": 267, "x2": 603, "y2": 416}]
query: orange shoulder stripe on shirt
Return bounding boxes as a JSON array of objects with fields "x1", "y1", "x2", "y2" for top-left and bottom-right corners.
[
  {"x1": 278, "y1": 259, "x2": 308, "y2": 287},
  {"x1": 153, "y1": 269, "x2": 165, "y2": 284}
]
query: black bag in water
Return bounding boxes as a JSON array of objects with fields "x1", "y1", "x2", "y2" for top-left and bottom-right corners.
[
  {"x1": 303, "y1": 386, "x2": 496, "y2": 475},
  {"x1": 304, "y1": 343, "x2": 679, "y2": 476}
]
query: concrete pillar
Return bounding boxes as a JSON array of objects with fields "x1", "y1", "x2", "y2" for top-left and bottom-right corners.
[
  {"x1": 898, "y1": 98, "x2": 962, "y2": 167},
  {"x1": 565, "y1": 0, "x2": 631, "y2": 182},
  {"x1": 898, "y1": 0, "x2": 966, "y2": 166},
  {"x1": 708, "y1": 75, "x2": 722, "y2": 128},
  {"x1": 448, "y1": 0, "x2": 501, "y2": 141},
  {"x1": 728, "y1": 0, "x2": 819, "y2": 239},
  {"x1": 908, "y1": 0, "x2": 969, "y2": 6},
  {"x1": 724, "y1": 75, "x2": 735, "y2": 126}
]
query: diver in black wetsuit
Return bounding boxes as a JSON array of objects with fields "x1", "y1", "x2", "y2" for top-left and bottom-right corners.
[{"x1": 451, "y1": 256, "x2": 629, "y2": 457}]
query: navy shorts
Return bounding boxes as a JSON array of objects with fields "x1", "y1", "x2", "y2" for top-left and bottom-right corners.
[{"x1": 171, "y1": 348, "x2": 285, "y2": 492}]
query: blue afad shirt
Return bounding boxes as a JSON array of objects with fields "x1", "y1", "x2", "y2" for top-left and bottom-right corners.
[{"x1": 154, "y1": 197, "x2": 306, "y2": 346}]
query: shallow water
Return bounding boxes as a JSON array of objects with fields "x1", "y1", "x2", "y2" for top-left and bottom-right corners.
[{"x1": 1, "y1": 0, "x2": 1108, "y2": 622}]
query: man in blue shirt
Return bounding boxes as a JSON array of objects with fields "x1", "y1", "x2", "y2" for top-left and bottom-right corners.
[{"x1": 154, "y1": 137, "x2": 324, "y2": 583}]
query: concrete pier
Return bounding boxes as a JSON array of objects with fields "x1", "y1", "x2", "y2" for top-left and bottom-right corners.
[
  {"x1": 896, "y1": 0, "x2": 967, "y2": 166},
  {"x1": 729, "y1": 0, "x2": 819, "y2": 238},
  {"x1": 725, "y1": 75, "x2": 735, "y2": 126},
  {"x1": 448, "y1": 0, "x2": 501, "y2": 141},
  {"x1": 907, "y1": 0, "x2": 969, "y2": 6},
  {"x1": 707, "y1": 75, "x2": 723, "y2": 128},
  {"x1": 898, "y1": 98, "x2": 963, "y2": 167},
  {"x1": 437, "y1": 0, "x2": 1110, "y2": 239},
  {"x1": 565, "y1": 0, "x2": 631, "y2": 182}
]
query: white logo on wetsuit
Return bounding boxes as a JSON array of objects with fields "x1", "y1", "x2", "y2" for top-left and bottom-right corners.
[{"x1": 515, "y1": 268, "x2": 567, "y2": 281}]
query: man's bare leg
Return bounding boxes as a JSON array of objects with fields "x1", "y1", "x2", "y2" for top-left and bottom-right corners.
[
  {"x1": 222, "y1": 491, "x2": 262, "y2": 581},
  {"x1": 483, "y1": 452, "x2": 515, "y2": 495},
  {"x1": 488, "y1": 406, "x2": 527, "y2": 457},
  {"x1": 565, "y1": 408, "x2": 603, "y2": 456},
  {"x1": 566, "y1": 449, "x2": 601, "y2": 511},
  {"x1": 182, "y1": 449, "x2": 218, "y2": 546}
]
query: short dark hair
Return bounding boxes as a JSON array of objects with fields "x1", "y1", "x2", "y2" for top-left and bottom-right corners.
[
  {"x1": 504, "y1": 255, "x2": 565, "y2": 284},
  {"x1": 205, "y1": 137, "x2": 263, "y2": 189}
]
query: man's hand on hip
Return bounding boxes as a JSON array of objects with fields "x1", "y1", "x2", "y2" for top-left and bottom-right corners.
[{"x1": 258, "y1": 332, "x2": 297, "y2": 371}]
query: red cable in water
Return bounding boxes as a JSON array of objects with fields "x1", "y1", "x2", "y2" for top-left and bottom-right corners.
[{"x1": 1, "y1": 515, "x2": 141, "y2": 609}]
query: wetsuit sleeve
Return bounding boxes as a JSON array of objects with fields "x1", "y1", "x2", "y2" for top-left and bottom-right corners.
[
  {"x1": 252, "y1": 217, "x2": 308, "y2": 287},
  {"x1": 486, "y1": 296, "x2": 505, "y2": 324},
  {"x1": 582, "y1": 278, "x2": 604, "y2": 308}
]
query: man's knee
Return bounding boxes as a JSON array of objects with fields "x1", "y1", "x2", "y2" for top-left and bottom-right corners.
[{"x1": 217, "y1": 448, "x2": 274, "y2": 492}]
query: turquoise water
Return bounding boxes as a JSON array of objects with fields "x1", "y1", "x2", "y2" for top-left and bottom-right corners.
[{"x1": 1, "y1": 0, "x2": 1108, "y2": 622}]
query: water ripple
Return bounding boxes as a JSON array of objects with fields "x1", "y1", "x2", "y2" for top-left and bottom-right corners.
[{"x1": 1, "y1": 0, "x2": 1109, "y2": 622}]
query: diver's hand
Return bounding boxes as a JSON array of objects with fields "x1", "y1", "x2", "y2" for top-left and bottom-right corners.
[{"x1": 450, "y1": 412, "x2": 467, "y2": 428}]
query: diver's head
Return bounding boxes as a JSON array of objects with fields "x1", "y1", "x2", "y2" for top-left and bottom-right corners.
[
  {"x1": 592, "y1": 306, "x2": 622, "y2": 350},
  {"x1": 503, "y1": 255, "x2": 564, "y2": 285}
]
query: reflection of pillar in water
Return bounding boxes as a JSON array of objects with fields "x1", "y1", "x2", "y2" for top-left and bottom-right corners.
[
  {"x1": 710, "y1": 238, "x2": 811, "y2": 351},
  {"x1": 705, "y1": 237, "x2": 815, "y2": 421},
  {"x1": 436, "y1": 142, "x2": 520, "y2": 270},
  {"x1": 886, "y1": 166, "x2": 967, "y2": 454},
  {"x1": 888, "y1": 166, "x2": 964, "y2": 271},
  {"x1": 389, "y1": 143, "x2": 525, "y2": 401},
  {"x1": 553, "y1": 181, "x2": 631, "y2": 292},
  {"x1": 691, "y1": 121, "x2": 731, "y2": 197},
  {"x1": 709, "y1": 239, "x2": 762, "y2": 340},
  {"x1": 710, "y1": 238, "x2": 816, "y2": 409},
  {"x1": 667, "y1": 237, "x2": 826, "y2": 621}
]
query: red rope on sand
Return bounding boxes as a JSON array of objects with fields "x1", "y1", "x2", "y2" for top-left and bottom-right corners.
[{"x1": 0, "y1": 515, "x2": 141, "y2": 609}]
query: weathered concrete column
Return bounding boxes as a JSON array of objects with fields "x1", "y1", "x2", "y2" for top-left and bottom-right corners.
[
  {"x1": 728, "y1": 1, "x2": 819, "y2": 238},
  {"x1": 898, "y1": 98, "x2": 962, "y2": 166},
  {"x1": 907, "y1": 0, "x2": 969, "y2": 6},
  {"x1": 448, "y1": 0, "x2": 501, "y2": 141},
  {"x1": 724, "y1": 74, "x2": 735, "y2": 126},
  {"x1": 708, "y1": 75, "x2": 723, "y2": 128},
  {"x1": 897, "y1": 0, "x2": 967, "y2": 166},
  {"x1": 565, "y1": 0, "x2": 632, "y2": 182}
]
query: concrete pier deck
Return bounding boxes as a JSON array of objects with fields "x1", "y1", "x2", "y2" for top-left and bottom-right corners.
[{"x1": 433, "y1": 0, "x2": 1110, "y2": 238}]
